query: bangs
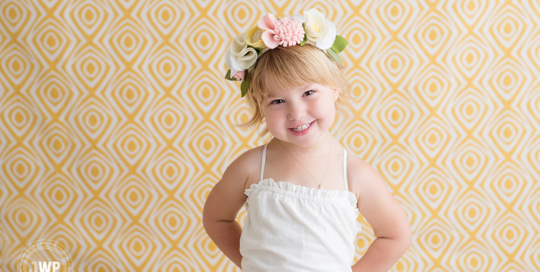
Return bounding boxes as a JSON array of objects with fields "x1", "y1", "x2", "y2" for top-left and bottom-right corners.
[
  {"x1": 260, "y1": 68, "x2": 312, "y2": 98},
  {"x1": 250, "y1": 45, "x2": 339, "y2": 99}
]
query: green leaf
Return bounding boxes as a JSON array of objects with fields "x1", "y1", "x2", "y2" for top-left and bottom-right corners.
[
  {"x1": 300, "y1": 23, "x2": 308, "y2": 46},
  {"x1": 326, "y1": 48, "x2": 342, "y2": 64},
  {"x1": 224, "y1": 69, "x2": 237, "y2": 81},
  {"x1": 331, "y1": 35, "x2": 348, "y2": 53},
  {"x1": 248, "y1": 45, "x2": 262, "y2": 55},
  {"x1": 241, "y1": 71, "x2": 250, "y2": 97}
]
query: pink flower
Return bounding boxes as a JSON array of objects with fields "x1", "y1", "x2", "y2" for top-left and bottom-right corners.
[
  {"x1": 258, "y1": 13, "x2": 305, "y2": 49},
  {"x1": 233, "y1": 70, "x2": 245, "y2": 81}
]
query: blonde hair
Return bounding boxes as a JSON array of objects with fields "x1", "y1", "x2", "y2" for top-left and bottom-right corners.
[{"x1": 236, "y1": 44, "x2": 352, "y2": 139}]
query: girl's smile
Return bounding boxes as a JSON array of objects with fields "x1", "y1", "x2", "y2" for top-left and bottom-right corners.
[{"x1": 289, "y1": 120, "x2": 316, "y2": 136}]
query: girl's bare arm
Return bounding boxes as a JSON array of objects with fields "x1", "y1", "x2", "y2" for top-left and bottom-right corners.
[
  {"x1": 202, "y1": 150, "x2": 253, "y2": 269},
  {"x1": 349, "y1": 157, "x2": 412, "y2": 272}
]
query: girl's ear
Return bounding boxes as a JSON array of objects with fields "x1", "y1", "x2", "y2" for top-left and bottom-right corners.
[{"x1": 333, "y1": 88, "x2": 340, "y2": 100}]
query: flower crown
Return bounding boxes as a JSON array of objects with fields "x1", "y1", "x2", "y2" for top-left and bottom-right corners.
[{"x1": 224, "y1": 8, "x2": 348, "y2": 97}]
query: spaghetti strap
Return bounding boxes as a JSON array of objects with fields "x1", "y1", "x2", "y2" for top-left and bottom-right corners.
[
  {"x1": 343, "y1": 149, "x2": 348, "y2": 191},
  {"x1": 260, "y1": 144, "x2": 268, "y2": 181}
]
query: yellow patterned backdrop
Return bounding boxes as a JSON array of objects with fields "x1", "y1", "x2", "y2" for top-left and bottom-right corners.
[{"x1": 1, "y1": 0, "x2": 539, "y2": 271}]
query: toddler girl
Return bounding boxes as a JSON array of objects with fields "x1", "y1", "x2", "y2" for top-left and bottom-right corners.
[{"x1": 203, "y1": 9, "x2": 412, "y2": 272}]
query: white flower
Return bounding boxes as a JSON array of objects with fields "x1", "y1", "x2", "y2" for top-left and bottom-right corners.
[
  {"x1": 303, "y1": 9, "x2": 336, "y2": 50},
  {"x1": 292, "y1": 14, "x2": 304, "y2": 24},
  {"x1": 226, "y1": 33, "x2": 258, "y2": 71}
]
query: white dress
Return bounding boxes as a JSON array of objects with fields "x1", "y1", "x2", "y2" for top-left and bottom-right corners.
[{"x1": 240, "y1": 143, "x2": 362, "y2": 271}]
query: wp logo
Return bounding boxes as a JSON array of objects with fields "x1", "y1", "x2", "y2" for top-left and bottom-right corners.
[
  {"x1": 28, "y1": 261, "x2": 60, "y2": 272},
  {"x1": 16, "y1": 240, "x2": 72, "y2": 272}
]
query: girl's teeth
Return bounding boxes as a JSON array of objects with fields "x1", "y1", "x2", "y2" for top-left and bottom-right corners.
[{"x1": 293, "y1": 121, "x2": 312, "y2": 132}]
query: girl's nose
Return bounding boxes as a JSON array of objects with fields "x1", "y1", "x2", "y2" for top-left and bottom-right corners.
[{"x1": 287, "y1": 102, "x2": 305, "y2": 120}]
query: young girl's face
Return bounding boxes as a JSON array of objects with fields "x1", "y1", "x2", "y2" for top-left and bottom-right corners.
[{"x1": 262, "y1": 83, "x2": 339, "y2": 147}]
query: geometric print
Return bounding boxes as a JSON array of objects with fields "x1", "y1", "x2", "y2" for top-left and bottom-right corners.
[{"x1": 0, "y1": 0, "x2": 539, "y2": 271}]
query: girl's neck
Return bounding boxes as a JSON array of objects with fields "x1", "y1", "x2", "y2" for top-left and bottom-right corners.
[{"x1": 269, "y1": 132, "x2": 334, "y2": 157}]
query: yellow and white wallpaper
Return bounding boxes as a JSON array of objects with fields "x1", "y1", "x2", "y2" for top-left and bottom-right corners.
[{"x1": 1, "y1": 0, "x2": 539, "y2": 271}]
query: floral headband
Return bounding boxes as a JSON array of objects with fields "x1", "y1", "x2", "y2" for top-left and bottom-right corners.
[{"x1": 224, "y1": 8, "x2": 348, "y2": 97}]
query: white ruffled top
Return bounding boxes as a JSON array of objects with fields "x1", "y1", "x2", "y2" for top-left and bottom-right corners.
[
  {"x1": 244, "y1": 178, "x2": 359, "y2": 205},
  {"x1": 239, "y1": 144, "x2": 361, "y2": 272}
]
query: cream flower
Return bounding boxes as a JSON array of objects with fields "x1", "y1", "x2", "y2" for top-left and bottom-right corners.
[
  {"x1": 225, "y1": 50, "x2": 241, "y2": 77},
  {"x1": 246, "y1": 25, "x2": 267, "y2": 49},
  {"x1": 226, "y1": 33, "x2": 258, "y2": 71},
  {"x1": 302, "y1": 9, "x2": 336, "y2": 50}
]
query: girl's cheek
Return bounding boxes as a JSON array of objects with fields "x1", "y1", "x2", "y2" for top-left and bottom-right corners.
[{"x1": 317, "y1": 99, "x2": 332, "y2": 111}]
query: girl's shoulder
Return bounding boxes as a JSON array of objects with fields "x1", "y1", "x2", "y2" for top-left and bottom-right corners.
[
  {"x1": 346, "y1": 152, "x2": 397, "y2": 212},
  {"x1": 225, "y1": 144, "x2": 266, "y2": 190},
  {"x1": 346, "y1": 152, "x2": 374, "y2": 202},
  {"x1": 241, "y1": 144, "x2": 267, "y2": 187}
]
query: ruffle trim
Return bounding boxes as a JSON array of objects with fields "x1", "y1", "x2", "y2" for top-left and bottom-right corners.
[{"x1": 245, "y1": 178, "x2": 359, "y2": 208}]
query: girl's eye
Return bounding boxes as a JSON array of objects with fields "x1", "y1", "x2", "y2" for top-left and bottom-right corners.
[{"x1": 270, "y1": 90, "x2": 314, "y2": 105}]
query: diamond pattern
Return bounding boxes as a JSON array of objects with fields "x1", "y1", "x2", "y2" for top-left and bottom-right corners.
[{"x1": 1, "y1": 1, "x2": 540, "y2": 271}]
